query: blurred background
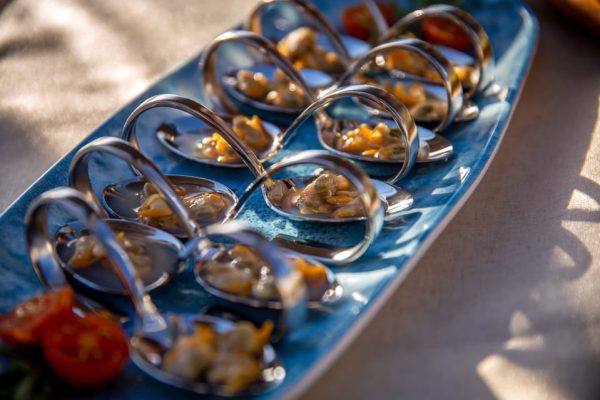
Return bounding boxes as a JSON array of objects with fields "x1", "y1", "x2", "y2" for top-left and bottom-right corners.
[{"x1": 0, "y1": 1, "x2": 599, "y2": 399}]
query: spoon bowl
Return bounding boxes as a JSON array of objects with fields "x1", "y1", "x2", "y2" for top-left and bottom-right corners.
[
  {"x1": 54, "y1": 219, "x2": 184, "y2": 295},
  {"x1": 220, "y1": 64, "x2": 332, "y2": 118},
  {"x1": 156, "y1": 114, "x2": 284, "y2": 168},
  {"x1": 195, "y1": 243, "x2": 342, "y2": 309},
  {"x1": 201, "y1": 31, "x2": 317, "y2": 122},
  {"x1": 102, "y1": 175, "x2": 237, "y2": 236},
  {"x1": 130, "y1": 313, "x2": 285, "y2": 397}
]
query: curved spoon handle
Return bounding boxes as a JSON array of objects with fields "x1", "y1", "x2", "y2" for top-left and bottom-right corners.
[
  {"x1": 69, "y1": 136, "x2": 199, "y2": 239},
  {"x1": 244, "y1": 0, "x2": 352, "y2": 65},
  {"x1": 337, "y1": 37, "x2": 463, "y2": 132},
  {"x1": 199, "y1": 30, "x2": 316, "y2": 115},
  {"x1": 229, "y1": 150, "x2": 385, "y2": 264},
  {"x1": 426, "y1": 5, "x2": 494, "y2": 93},
  {"x1": 203, "y1": 221, "x2": 307, "y2": 334},
  {"x1": 25, "y1": 187, "x2": 164, "y2": 330},
  {"x1": 381, "y1": 6, "x2": 492, "y2": 99},
  {"x1": 121, "y1": 94, "x2": 266, "y2": 177},
  {"x1": 286, "y1": 84, "x2": 419, "y2": 183}
]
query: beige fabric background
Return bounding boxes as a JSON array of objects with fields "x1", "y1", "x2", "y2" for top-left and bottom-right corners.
[{"x1": 1, "y1": 1, "x2": 600, "y2": 399}]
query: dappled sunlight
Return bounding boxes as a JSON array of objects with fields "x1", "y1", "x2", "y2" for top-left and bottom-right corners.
[{"x1": 476, "y1": 95, "x2": 600, "y2": 400}]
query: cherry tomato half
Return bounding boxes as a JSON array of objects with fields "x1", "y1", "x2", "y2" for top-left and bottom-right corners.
[
  {"x1": 41, "y1": 313, "x2": 129, "y2": 388},
  {"x1": 342, "y1": 3, "x2": 396, "y2": 42},
  {"x1": 422, "y1": 16, "x2": 471, "y2": 52},
  {"x1": 0, "y1": 287, "x2": 74, "y2": 345}
]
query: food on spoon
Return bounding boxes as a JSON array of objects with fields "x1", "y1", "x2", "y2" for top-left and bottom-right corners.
[
  {"x1": 361, "y1": 76, "x2": 447, "y2": 121},
  {"x1": 162, "y1": 325, "x2": 216, "y2": 380},
  {"x1": 68, "y1": 232, "x2": 152, "y2": 279},
  {"x1": 236, "y1": 69, "x2": 308, "y2": 108},
  {"x1": 196, "y1": 115, "x2": 273, "y2": 163},
  {"x1": 385, "y1": 48, "x2": 443, "y2": 82},
  {"x1": 163, "y1": 321, "x2": 273, "y2": 393},
  {"x1": 336, "y1": 121, "x2": 405, "y2": 160},
  {"x1": 383, "y1": 80, "x2": 426, "y2": 108},
  {"x1": 137, "y1": 183, "x2": 230, "y2": 229},
  {"x1": 293, "y1": 257, "x2": 330, "y2": 301},
  {"x1": 385, "y1": 42, "x2": 476, "y2": 90},
  {"x1": 277, "y1": 27, "x2": 344, "y2": 75},
  {"x1": 295, "y1": 173, "x2": 364, "y2": 218},
  {"x1": 203, "y1": 245, "x2": 330, "y2": 302}
]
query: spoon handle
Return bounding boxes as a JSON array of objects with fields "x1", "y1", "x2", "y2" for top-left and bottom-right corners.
[
  {"x1": 229, "y1": 150, "x2": 385, "y2": 264},
  {"x1": 25, "y1": 187, "x2": 161, "y2": 329},
  {"x1": 285, "y1": 84, "x2": 419, "y2": 183},
  {"x1": 339, "y1": 37, "x2": 463, "y2": 133},
  {"x1": 381, "y1": 6, "x2": 493, "y2": 99},
  {"x1": 200, "y1": 30, "x2": 316, "y2": 115},
  {"x1": 121, "y1": 94, "x2": 267, "y2": 179},
  {"x1": 69, "y1": 136, "x2": 200, "y2": 239},
  {"x1": 244, "y1": 0, "x2": 352, "y2": 65}
]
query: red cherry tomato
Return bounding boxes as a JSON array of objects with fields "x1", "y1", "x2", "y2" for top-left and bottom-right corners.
[
  {"x1": 422, "y1": 16, "x2": 472, "y2": 52},
  {"x1": 0, "y1": 287, "x2": 74, "y2": 345},
  {"x1": 40, "y1": 312, "x2": 129, "y2": 388},
  {"x1": 342, "y1": 3, "x2": 396, "y2": 42}
]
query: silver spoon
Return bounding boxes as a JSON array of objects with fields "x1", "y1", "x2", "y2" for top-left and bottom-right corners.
[
  {"x1": 71, "y1": 136, "x2": 341, "y2": 309},
  {"x1": 226, "y1": 150, "x2": 386, "y2": 263},
  {"x1": 26, "y1": 187, "x2": 294, "y2": 396}
]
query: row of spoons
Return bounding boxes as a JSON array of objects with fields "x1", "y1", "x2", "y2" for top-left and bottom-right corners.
[{"x1": 21, "y1": 1, "x2": 496, "y2": 396}]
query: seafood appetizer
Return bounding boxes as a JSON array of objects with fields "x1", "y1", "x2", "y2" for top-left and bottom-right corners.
[
  {"x1": 137, "y1": 182, "x2": 232, "y2": 230},
  {"x1": 68, "y1": 231, "x2": 152, "y2": 279},
  {"x1": 334, "y1": 122, "x2": 406, "y2": 161},
  {"x1": 196, "y1": 115, "x2": 273, "y2": 162},
  {"x1": 163, "y1": 320, "x2": 274, "y2": 393},
  {"x1": 235, "y1": 69, "x2": 308, "y2": 109},
  {"x1": 384, "y1": 40, "x2": 477, "y2": 92},
  {"x1": 266, "y1": 173, "x2": 364, "y2": 219},
  {"x1": 201, "y1": 245, "x2": 335, "y2": 303},
  {"x1": 276, "y1": 27, "x2": 344, "y2": 75}
]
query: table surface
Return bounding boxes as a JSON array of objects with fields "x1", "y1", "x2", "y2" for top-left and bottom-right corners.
[{"x1": 1, "y1": 1, "x2": 599, "y2": 399}]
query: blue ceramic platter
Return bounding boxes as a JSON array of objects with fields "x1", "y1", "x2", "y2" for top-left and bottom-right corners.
[{"x1": 0, "y1": 1, "x2": 538, "y2": 399}]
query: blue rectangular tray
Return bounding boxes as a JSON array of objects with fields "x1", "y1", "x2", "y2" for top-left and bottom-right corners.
[{"x1": 0, "y1": 1, "x2": 538, "y2": 398}]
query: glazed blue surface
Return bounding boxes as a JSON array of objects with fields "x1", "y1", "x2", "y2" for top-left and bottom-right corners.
[{"x1": 0, "y1": 1, "x2": 538, "y2": 399}]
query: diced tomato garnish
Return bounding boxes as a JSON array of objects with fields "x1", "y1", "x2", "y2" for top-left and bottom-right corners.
[
  {"x1": 342, "y1": 3, "x2": 397, "y2": 42},
  {"x1": 0, "y1": 287, "x2": 74, "y2": 345},
  {"x1": 40, "y1": 312, "x2": 129, "y2": 388},
  {"x1": 422, "y1": 16, "x2": 472, "y2": 52}
]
